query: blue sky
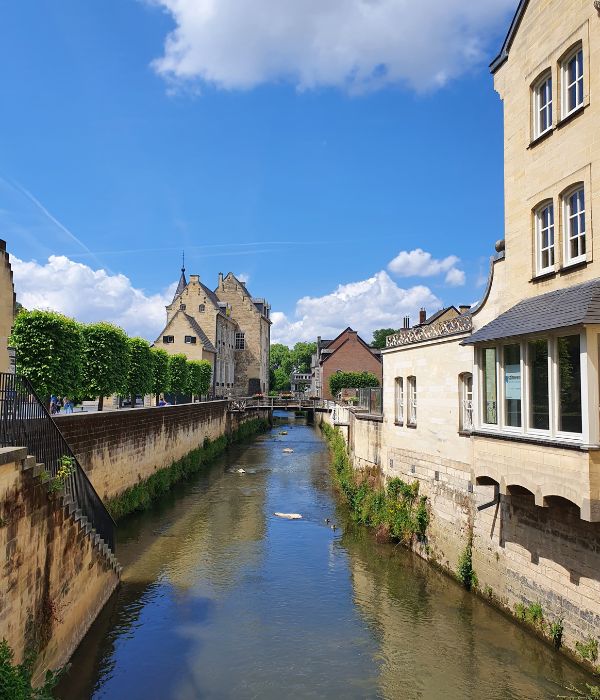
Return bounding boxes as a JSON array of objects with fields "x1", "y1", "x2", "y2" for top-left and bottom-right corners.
[{"x1": 0, "y1": 0, "x2": 515, "y2": 344}]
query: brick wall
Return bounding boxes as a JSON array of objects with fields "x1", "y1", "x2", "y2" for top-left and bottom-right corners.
[
  {"x1": 321, "y1": 337, "x2": 382, "y2": 401},
  {"x1": 55, "y1": 403, "x2": 269, "y2": 501},
  {"x1": 0, "y1": 240, "x2": 15, "y2": 373}
]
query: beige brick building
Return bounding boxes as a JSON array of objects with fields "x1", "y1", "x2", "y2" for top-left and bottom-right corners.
[
  {"x1": 155, "y1": 267, "x2": 270, "y2": 397},
  {"x1": 377, "y1": 0, "x2": 600, "y2": 652},
  {"x1": 0, "y1": 240, "x2": 16, "y2": 373},
  {"x1": 215, "y1": 272, "x2": 271, "y2": 396}
]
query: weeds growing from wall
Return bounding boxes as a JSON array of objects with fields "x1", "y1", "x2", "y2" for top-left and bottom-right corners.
[
  {"x1": 320, "y1": 422, "x2": 428, "y2": 543},
  {"x1": 457, "y1": 542, "x2": 478, "y2": 591},
  {"x1": 0, "y1": 639, "x2": 64, "y2": 700},
  {"x1": 106, "y1": 418, "x2": 269, "y2": 520}
]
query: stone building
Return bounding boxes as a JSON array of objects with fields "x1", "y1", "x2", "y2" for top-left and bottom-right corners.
[
  {"x1": 215, "y1": 272, "x2": 271, "y2": 396},
  {"x1": 0, "y1": 239, "x2": 16, "y2": 373},
  {"x1": 378, "y1": 0, "x2": 600, "y2": 653},
  {"x1": 311, "y1": 328, "x2": 382, "y2": 401},
  {"x1": 155, "y1": 266, "x2": 236, "y2": 397}
]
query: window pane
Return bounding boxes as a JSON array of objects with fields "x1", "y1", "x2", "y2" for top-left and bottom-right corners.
[
  {"x1": 482, "y1": 348, "x2": 497, "y2": 424},
  {"x1": 528, "y1": 339, "x2": 549, "y2": 430},
  {"x1": 558, "y1": 335, "x2": 582, "y2": 433},
  {"x1": 504, "y1": 345, "x2": 521, "y2": 427},
  {"x1": 569, "y1": 84, "x2": 576, "y2": 110}
]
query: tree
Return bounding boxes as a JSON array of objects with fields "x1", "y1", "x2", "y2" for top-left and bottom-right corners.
[
  {"x1": 273, "y1": 366, "x2": 291, "y2": 391},
  {"x1": 126, "y1": 338, "x2": 153, "y2": 405},
  {"x1": 187, "y1": 359, "x2": 212, "y2": 399},
  {"x1": 150, "y1": 347, "x2": 170, "y2": 401},
  {"x1": 167, "y1": 353, "x2": 189, "y2": 402},
  {"x1": 371, "y1": 328, "x2": 399, "y2": 349},
  {"x1": 270, "y1": 343, "x2": 292, "y2": 374},
  {"x1": 81, "y1": 322, "x2": 129, "y2": 411},
  {"x1": 329, "y1": 371, "x2": 380, "y2": 397},
  {"x1": 9, "y1": 310, "x2": 83, "y2": 403},
  {"x1": 290, "y1": 341, "x2": 316, "y2": 373}
]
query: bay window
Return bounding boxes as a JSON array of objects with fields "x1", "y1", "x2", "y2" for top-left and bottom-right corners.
[{"x1": 477, "y1": 333, "x2": 584, "y2": 441}]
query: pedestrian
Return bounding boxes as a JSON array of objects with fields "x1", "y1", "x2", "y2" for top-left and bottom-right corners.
[
  {"x1": 50, "y1": 395, "x2": 58, "y2": 415},
  {"x1": 63, "y1": 397, "x2": 73, "y2": 414}
]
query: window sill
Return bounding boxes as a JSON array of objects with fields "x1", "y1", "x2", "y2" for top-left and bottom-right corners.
[
  {"x1": 560, "y1": 258, "x2": 589, "y2": 275},
  {"x1": 528, "y1": 128, "x2": 554, "y2": 149},
  {"x1": 529, "y1": 268, "x2": 557, "y2": 283},
  {"x1": 458, "y1": 430, "x2": 472, "y2": 437},
  {"x1": 394, "y1": 421, "x2": 404, "y2": 427},
  {"x1": 406, "y1": 423, "x2": 417, "y2": 429},
  {"x1": 557, "y1": 103, "x2": 586, "y2": 129},
  {"x1": 472, "y1": 429, "x2": 586, "y2": 451}
]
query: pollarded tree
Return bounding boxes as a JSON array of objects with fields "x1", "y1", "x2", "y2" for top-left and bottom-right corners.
[
  {"x1": 9, "y1": 309, "x2": 83, "y2": 404},
  {"x1": 329, "y1": 371, "x2": 380, "y2": 398},
  {"x1": 150, "y1": 347, "x2": 170, "y2": 402},
  {"x1": 187, "y1": 359, "x2": 213, "y2": 400},
  {"x1": 126, "y1": 337, "x2": 153, "y2": 406},
  {"x1": 167, "y1": 353, "x2": 189, "y2": 403},
  {"x1": 81, "y1": 322, "x2": 130, "y2": 411}
]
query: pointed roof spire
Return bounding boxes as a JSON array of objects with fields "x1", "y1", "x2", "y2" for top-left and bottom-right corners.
[{"x1": 172, "y1": 251, "x2": 188, "y2": 302}]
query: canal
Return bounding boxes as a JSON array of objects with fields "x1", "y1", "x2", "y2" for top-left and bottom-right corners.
[{"x1": 58, "y1": 413, "x2": 593, "y2": 699}]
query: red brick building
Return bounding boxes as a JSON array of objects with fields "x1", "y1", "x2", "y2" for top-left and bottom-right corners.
[{"x1": 311, "y1": 328, "x2": 382, "y2": 401}]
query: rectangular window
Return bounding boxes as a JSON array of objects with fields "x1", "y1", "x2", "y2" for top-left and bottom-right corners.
[
  {"x1": 557, "y1": 335, "x2": 582, "y2": 433},
  {"x1": 461, "y1": 373, "x2": 473, "y2": 432},
  {"x1": 504, "y1": 344, "x2": 522, "y2": 427},
  {"x1": 235, "y1": 332, "x2": 245, "y2": 350},
  {"x1": 482, "y1": 348, "x2": 497, "y2": 425},
  {"x1": 407, "y1": 376, "x2": 416, "y2": 426},
  {"x1": 394, "y1": 377, "x2": 403, "y2": 424},
  {"x1": 184, "y1": 335, "x2": 196, "y2": 344},
  {"x1": 163, "y1": 335, "x2": 174, "y2": 344},
  {"x1": 564, "y1": 188, "x2": 586, "y2": 264},
  {"x1": 534, "y1": 74, "x2": 553, "y2": 137},
  {"x1": 563, "y1": 48, "x2": 584, "y2": 116},
  {"x1": 528, "y1": 339, "x2": 549, "y2": 430},
  {"x1": 536, "y1": 203, "x2": 555, "y2": 274}
]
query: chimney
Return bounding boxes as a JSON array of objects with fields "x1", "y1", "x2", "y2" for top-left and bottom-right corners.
[
  {"x1": 218, "y1": 272, "x2": 224, "y2": 288},
  {"x1": 419, "y1": 308, "x2": 427, "y2": 324},
  {"x1": 403, "y1": 315, "x2": 410, "y2": 329},
  {"x1": 189, "y1": 274, "x2": 199, "y2": 284},
  {"x1": 459, "y1": 304, "x2": 471, "y2": 315}
]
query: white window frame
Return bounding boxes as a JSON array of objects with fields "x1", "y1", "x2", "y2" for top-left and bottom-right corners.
[
  {"x1": 460, "y1": 373, "x2": 473, "y2": 432},
  {"x1": 535, "y1": 201, "x2": 555, "y2": 275},
  {"x1": 533, "y1": 72, "x2": 553, "y2": 138},
  {"x1": 563, "y1": 186, "x2": 586, "y2": 266},
  {"x1": 394, "y1": 377, "x2": 404, "y2": 425},
  {"x1": 235, "y1": 332, "x2": 245, "y2": 350},
  {"x1": 475, "y1": 332, "x2": 586, "y2": 444},
  {"x1": 561, "y1": 46, "x2": 584, "y2": 118},
  {"x1": 407, "y1": 376, "x2": 417, "y2": 427}
]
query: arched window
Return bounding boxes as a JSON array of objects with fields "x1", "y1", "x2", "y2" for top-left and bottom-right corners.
[
  {"x1": 534, "y1": 200, "x2": 555, "y2": 275},
  {"x1": 562, "y1": 184, "x2": 586, "y2": 266},
  {"x1": 532, "y1": 70, "x2": 553, "y2": 139},
  {"x1": 459, "y1": 373, "x2": 473, "y2": 432}
]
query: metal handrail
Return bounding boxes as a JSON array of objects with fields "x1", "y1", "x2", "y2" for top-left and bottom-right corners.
[{"x1": 0, "y1": 373, "x2": 116, "y2": 552}]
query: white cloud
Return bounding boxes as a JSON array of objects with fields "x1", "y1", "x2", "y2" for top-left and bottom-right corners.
[
  {"x1": 236, "y1": 272, "x2": 250, "y2": 284},
  {"x1": 150, "y1": 0, "x2": 514, "y2": 93},
  {"x1": 11, "y1": 255, "x2": 173, "y2": 340},
  {"x1": 271, "y1": 270, "x2": 441, "y2": 345},
  {"x1": 445, "y1": 267, "x2": 466, "y2": 286}
]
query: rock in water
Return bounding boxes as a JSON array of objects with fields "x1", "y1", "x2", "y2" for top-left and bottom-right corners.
[
  {"x1": 282, "y1": 448, "x2": 294, "y2": 453},
  {"x1": 274, "y1": 512, "x2": 302, "y2": 520},
  {"x1": 236, "y1": 468, "x2": 246, "y2": 474}
]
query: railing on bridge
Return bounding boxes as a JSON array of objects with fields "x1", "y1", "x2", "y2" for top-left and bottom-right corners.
[
  {"x1": 0, "y1": 372, "x2": 116, "y2": 552},
  {"x1": 357, "y1": 387, "x2": 383, "y2": 415}
]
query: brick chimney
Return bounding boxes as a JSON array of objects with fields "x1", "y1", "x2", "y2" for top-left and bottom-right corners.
[
  {"x1": 218, "y1": 272, "x2": 224, "y2": 288},
  {"x1": 189, "y1": 274, "x2": 199, "y2": 284},
  {"x1": 419, "y1": 308, "x2": 427, "y2": 324},
  {"x1": 459, "y1": 304, "x2": 471, "y2": 314}
]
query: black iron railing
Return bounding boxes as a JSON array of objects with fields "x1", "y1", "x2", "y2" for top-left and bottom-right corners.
[{"x1": 0, "y1": 372, "x2": 116, "y2": 552}]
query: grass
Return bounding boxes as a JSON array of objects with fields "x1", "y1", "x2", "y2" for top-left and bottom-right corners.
[{"x1": 106, "y1": 418, "x2": 269, "y2": 520}]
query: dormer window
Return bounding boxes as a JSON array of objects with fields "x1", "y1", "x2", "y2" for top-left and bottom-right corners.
[
  {"x1": 562, "y1": 46, "x2": 584, "y2": 117},
  {"x1": 163, "y1": 335, "x2": 174, "y2": 344},
  {"x1": 532, "y1": 72, "x2": 552, "y2": 138}
]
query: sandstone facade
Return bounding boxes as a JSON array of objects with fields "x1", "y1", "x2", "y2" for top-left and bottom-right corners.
[{"x1": 0, "y1": 240, "x2": 15, "y2": 373}]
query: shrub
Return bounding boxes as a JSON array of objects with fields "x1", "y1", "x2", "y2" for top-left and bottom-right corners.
[
  {"x1": 457, "y1": 543, "x2": 477, "y2": 591},
  {"x1": 329, "y1": 371, "x2": 379, "y2": 398},
  {"x1": 576, "y1": 637, "x2": 599, "y2": 664},
  {"x1": 0, "y1": 638, "x2": 64, "y2": 699},
  {"x1": 550, "y1": 618, "x2": 564, "y2": 649}
]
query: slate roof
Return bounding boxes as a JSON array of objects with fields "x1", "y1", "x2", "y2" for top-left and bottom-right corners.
[
  {"x1": 199, "y1": 281, "x2": 220, "y2": 308},
  {"x1": 184, "y1": 313, "x2": 216, "y2": 353},
  {"x1": 490, "y1": 0, "x2": 529, "y2": 73},
  {"x1": 418, "y1": 306, "x2": 457, "y2": 326},
  {"x1": 172, "y1": 268, "x2": 187, "y2": 303},
  {"x1": 463, "y1": 279, "x2": 600, "y2": 345}
]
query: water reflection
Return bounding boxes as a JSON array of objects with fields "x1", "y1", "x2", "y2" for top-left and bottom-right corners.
[{"x1": 58, "y1": 414, "x2": 592, "y2": 699}]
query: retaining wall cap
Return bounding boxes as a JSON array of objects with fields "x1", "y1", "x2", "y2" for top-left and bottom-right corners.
[{"x1": 0, "y1": 446, "x2": 27, "y2": 466}]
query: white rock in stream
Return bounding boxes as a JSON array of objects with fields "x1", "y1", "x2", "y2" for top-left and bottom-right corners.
[
  {"x1": 282, "y1": 448, "x2": 294, "y2": 453},
  {"x1": 274, "y1": 512, "x2": 302, "y2": 520},
  {"x1": 235, "y1": 469, "x2": 246, "y2": 474}
]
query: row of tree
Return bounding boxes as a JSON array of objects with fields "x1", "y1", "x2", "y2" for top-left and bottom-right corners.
[
  {"x1": 269, "y1": 341, "x2": 317, "y2": 391},
  {"x1": 10, "y1": 310, "x2": 212, "y2": 409}
]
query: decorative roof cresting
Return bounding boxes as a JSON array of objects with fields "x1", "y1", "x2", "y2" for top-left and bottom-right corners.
[{"x1": 386, "y1": 315, "x2": 473, "y2": 348}]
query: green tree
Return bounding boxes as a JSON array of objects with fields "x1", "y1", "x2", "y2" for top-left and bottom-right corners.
[
  {"x1": 0, "y1": 638, "x2": 64, "y2": 700},
  {"x1": 167, "y1": 353, "x2": 189, "y2": 402},
  {"x1": 187, "y1": 359, "x2": 212, "y2": 399},
  {"x1": 270, "y1": 343, "x2": 292, "y2": 374},
  {"x1": 126, "y1": 337, "x2": 153, "y2": 405},
  {"x1": 290, "y1": 341, "x2": 316, "y2": 373},
  {"x1": 150, "y1": 347, "x2": 170, "y2": 402},
  {"x1": 329, "y1": 371, "x2": 379, "y2": 397},
  {"x1": 371, "y1": 328, "x2": 399, "y2": 349},
  {"x1": 9, "y1": 310, "x2": 83, "y2": 404},
  {"x1": 273, "y1": 366, "x2": 291, "y2": 391},
  {"x1": 81, "y1": 322, "x2": 129, "y2": 411}
]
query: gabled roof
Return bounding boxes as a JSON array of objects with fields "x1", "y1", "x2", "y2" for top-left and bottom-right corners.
[
  {"x1": 463, "y1": 279, "x2": 600, "y2": 345},
  {"x1": 418, "y1": 306, "x2": 458, "y2": 327},
  {"x1": 490, "y1": 0, "x2": 529, "y2": 74},
  {"x1": 320, "y1": 328, "x2": 382, "y2": 365}
]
